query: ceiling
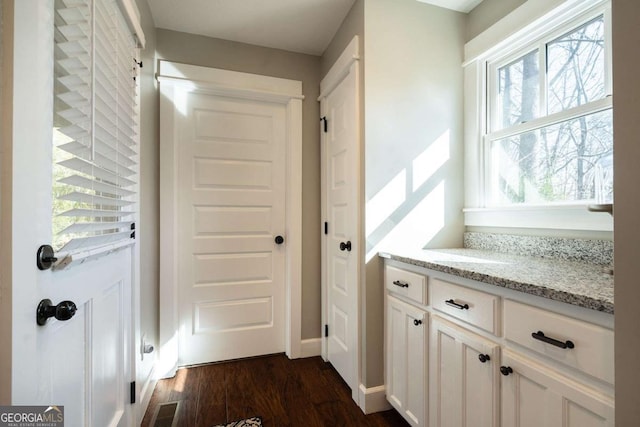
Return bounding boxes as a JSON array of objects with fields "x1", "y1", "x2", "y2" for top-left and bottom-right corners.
[
  {"x1": 147, "y1": 0, "x2": 482, "y2": 56},
  {"x1": 416, "y1": 0, "x2": 483, "y2": 13}
]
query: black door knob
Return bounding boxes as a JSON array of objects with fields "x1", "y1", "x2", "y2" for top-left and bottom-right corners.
[
  {"x1": 37, "y1": 299, "x2": 77, "y2": 326},
  {"x1": 478, "y1": 354, "x2": 491, "y2": 363},
  {"x1": 500, "y1": 366, "x2": 513, "y2": 376},
  {"x1": 339, "y1": 241, "x2": 352, "y2": 252},
  {"x1": 413, "y1": 319, "x2": 422, "y2": 326},
  {"x1": 275, "y1": 235, "x2": 284, "y2": 245}
]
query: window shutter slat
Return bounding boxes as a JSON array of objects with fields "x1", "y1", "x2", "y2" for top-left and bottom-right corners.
[
  {"x1": 59, "y1": 208, "x2": 135, "y2": 218},
  {"x1": 58, "y1": 140, "x2": 137, "y2": 167},
  {"x1": 57, "y1": 157, "x2": 136, "y2": 186},
  {"x1": 58, "y1": 175, "x2": 135, "y2": 197},
  {"x1": 59, "y1": 231, "x2": 134, "y2": 253},
  {"x1": 58, "y1": 192, "x2": 135, "y2": 207},
  {"x1": 60, "y1": 221, "x2": 133, "y2": 235},
  {"x1": 57, "y1": 74, "x2": 90, "y2": 91}
]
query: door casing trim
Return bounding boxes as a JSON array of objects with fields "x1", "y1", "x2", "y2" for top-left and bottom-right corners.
[{"x1": 157, "y1": 61, "x2": 303, "y2": 376}]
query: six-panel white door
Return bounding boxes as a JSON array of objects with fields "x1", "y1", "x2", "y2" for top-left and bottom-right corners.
[
  {"x1": 8, "y1": 1, "x2": 133, "y2": 425},
  {"x1": 176, "y1": 90, "x2": 287, "y2": 365}
]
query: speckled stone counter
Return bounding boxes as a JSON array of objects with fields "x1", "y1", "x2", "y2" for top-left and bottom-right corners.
[{"x1": 380, "y1": 248, "x2": 614, "y2": 314}]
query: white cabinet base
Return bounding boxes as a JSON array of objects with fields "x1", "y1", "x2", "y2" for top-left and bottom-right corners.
[
  {"x1": 386, "y1": 295, "x2": 428, "y2": 426},
  {"x1": 501, "y1": 350, "x2": 614, "y2": 427},
  {"x1": 430, "y1": 315, "x2": 500, "y2": 427}
]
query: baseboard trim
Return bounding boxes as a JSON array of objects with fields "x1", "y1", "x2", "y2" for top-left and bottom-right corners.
[
  {"x1": 137, "y1": 362, "x2": 158, "y2": 425},
  {"x1": 358, "y1": 383, "x2": 392, "y2": 414},
  {"x1": 299, "y1": 338, "x2": 322, "y2": 358}
]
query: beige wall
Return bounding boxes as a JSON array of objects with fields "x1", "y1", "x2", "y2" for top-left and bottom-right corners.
[
  {"x1": 320, "y1": 0, "x2": 364, "y2": 78},
  {"x1": 362, "y1": 0, "x2": 466, "y2": 387},
  {"x1": 155, "y1": 30, "x2": 323, "y2": 340},
  {"x1": 321, "y1": 0, "x2": 466, "y2": 389},
  {"x1": 612, "y1": 0, "x2": 640, "y2": 422},
  {"x1": 465, "y1": 0, "x2": 526, "y2": 41},
  {"x1": 135, "y1": 0, "x2": 159, "y2": 396}
]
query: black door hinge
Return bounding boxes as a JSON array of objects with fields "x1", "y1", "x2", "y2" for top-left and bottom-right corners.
[
  {"x1": 320, "y1": 116, "x2": 328, "y2": 133},
  {"x1": 130, "y1": 381, "x2": 136, "y2": 404},
  {"x1": 130, "y1": 222, "x2": 136, "y2": 239},
  {"x1": 324, "y1": 324, "x2": 329, "y2": 337},
  {"x1": 324, "y1": 222, "x2": 328, "y2": 235}
]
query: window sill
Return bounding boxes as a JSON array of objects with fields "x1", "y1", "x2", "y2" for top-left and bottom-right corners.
[{"x1": 464, "y1": 204, "x2": 613, "y2": 231}]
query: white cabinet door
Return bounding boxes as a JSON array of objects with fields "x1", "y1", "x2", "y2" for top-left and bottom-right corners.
[
  {"x1": 386, "y1": 295, "x2": 427, "y2": 426},
  {"x1": 501, "y1": 350, "x2": 614, "y2": 427},
  {"x1": 429, "y1": 316, "x2": 500, "y2": 427}
]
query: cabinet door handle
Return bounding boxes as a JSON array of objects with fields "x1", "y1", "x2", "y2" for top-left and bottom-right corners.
[
  {"x1": 531, "y1": 331, "x2": 575, "y2": 349},
  {"x1": 413, "y1": 319, "x2": 422, "y2": 326},
  {"x1": 393, "y1": 280, "x2": 409, "y2": 288},
  {"x1": 445, "y1": 299, "x2": 469, "y2": 310},
  {"x1": 478, "y1": 353, "x2": 491, "y2": 363}
]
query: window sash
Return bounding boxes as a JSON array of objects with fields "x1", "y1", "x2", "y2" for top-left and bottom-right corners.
[
  {"x1": 484, "y1": 108, "x2": 612, "y2": 206},
  {"x1": 481, "y1": 1, "x2": 612, "y2": 208},
  {"x1": 487, "y1": 5, "x2": 611, "y2": 134}
]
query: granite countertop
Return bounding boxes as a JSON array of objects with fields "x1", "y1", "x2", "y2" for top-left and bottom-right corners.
[{"x1": 380, "y1": 248, "x2": 614, "y2": 314}]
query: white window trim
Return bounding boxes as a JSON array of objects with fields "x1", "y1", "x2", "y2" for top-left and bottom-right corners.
[{"x1": 463, "y1": 0, "x2": 613, "y2": 231}]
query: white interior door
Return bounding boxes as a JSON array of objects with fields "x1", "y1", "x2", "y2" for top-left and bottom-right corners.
[
  {"x1": 321, "y1": 39, "x2": 360, "y2": 401},
  {"x1": 7, "y1": 1, "x2": 134, "y2": 426},
  {"x1": 176, "y1": 91, "x2": 287, "y2": 365}
]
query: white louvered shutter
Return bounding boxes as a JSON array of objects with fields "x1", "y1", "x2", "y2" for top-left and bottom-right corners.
[{"x1": 53, "y1": 0, "x2": 139, "y2": 259}]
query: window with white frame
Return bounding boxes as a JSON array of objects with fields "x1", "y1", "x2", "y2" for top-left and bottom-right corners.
[
  {"x1": 482, "y1": 2, "x2": 612, "y2": 208},
  {"x1": 53, "y1": 0, "x2": 142, "y2": 259}
]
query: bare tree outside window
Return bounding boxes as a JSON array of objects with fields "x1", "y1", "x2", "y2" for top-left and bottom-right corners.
[{"x1": 491, "y1": 15, "x2": 612, "y2": 205}]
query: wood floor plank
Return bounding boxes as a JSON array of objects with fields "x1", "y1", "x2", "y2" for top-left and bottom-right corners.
[
  {"x1": 142, "y1": 354, "x2": 410, "y2": 427},
  {"x1": 194, "y1": 363, "x2": 227, "y2": 427},
  {"x1": 276, "y1": 361, "x2": 324, "y2": 426}
]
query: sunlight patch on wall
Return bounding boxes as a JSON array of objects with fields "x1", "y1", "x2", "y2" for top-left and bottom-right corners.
[
  {"x1": 366, "y1": 181, "x2": 445, "y2": 261},
  {"x1": 412, "y1": 130, "x2": 450, "y2": 192},
  {"x1": 158, "y1": 62, "x2": 195, "y2": 116},
  {"x1": 366, "y1": 169, "x2": 406, "y2": 237}
]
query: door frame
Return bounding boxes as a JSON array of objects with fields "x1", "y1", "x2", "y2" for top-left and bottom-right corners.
[
  {"x1": 157, "y1": 61, "x2": 303, "y2": 376},
  {"x1": 319, "y1": 36, "x2": 362, "y2": 402}
]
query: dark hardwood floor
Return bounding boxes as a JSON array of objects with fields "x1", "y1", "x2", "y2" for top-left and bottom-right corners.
[{"x1": 141, "y1": 354, "x2": 410, "y2": 427}]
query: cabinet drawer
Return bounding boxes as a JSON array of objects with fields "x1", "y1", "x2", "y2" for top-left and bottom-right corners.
[
  {"x1": 503, "y1": 299, "x2": 614, "y2": 384},
  {"x1": 385, "y1": 265, "x2": 426, "y2": 305},
  {"x1": 430, "y1": 279, "x2": 500, "y2": 335}
]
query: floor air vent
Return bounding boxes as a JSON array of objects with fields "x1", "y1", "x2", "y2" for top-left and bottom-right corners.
[{"x1": 151, "y1": 401, "x2": 180, "y2": 427}]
